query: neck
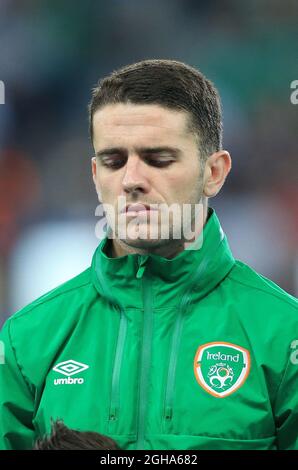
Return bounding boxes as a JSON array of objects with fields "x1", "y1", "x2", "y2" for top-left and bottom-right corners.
[{"x1": 109, "y1": 200, "x2": 209, "y2": 259}]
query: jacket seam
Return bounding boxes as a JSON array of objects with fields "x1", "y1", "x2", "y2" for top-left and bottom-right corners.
[
  {"x1": 228, "y1": 275, "x2": 297, "y2": 309},
  {"x1": 145, "y1": 432, "x2": 275, "y2": 441},
  {"x1": 123, "y1": 306, "x2": 192, "y2": 313},
  {"x1": 12, "y1": 279, "x2": 92, "y2": 320},
  {"x1": 8, "y1": 320, "x2": 34, "y2": 396},
  {"x1": 272, "y1": 353, "x2": 293, "y2": 411}
]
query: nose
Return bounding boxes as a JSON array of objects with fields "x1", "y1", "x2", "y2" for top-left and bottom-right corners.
[{"x1": 121, "y1": 155, "x2": 151, "y2": 195}]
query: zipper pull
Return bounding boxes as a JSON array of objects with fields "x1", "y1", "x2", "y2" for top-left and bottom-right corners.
[
  {"x1": 165, "y1": 406, "x2": 172, "y2": 420},
  {"x1": 136, "y1": 255, "x2": 149, "y2": 279},
  {"x1": 109, "y1": 405, "x2": 117, "y2": 421}
]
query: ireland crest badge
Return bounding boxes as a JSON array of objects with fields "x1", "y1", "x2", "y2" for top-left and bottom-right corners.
[{"x1": 194, "y1": 342, "x2": 250, "y2": 398}]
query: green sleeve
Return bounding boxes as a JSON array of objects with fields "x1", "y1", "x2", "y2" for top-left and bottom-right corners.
[
  {"x1": 274, "y1": 344, "x2": 298, "y2": 450},
  {"x1": 0, "y1": 319, "x2": 35, "y2": 450}
]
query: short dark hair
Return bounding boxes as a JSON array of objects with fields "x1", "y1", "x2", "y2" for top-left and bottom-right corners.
[
  {"x1": 88, "y1": 59, "x2": 222, "y2": 160},
  {"x1": 34, "y1": 420, "x2": 120, "y2": 450}
]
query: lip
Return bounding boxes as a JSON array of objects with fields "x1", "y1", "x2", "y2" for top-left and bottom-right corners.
[{"x1": 122, "y1": 204, "x2": 157, "y2": 214}]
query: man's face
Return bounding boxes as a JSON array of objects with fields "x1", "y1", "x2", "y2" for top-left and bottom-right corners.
[{"x1": 92, "y1": 103, "x2": 206, "y2": 254}]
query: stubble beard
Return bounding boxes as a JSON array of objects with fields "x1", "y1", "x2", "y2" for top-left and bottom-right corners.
[{"x1": 111, "y1": 180, "x2": 205, "y2": 257}]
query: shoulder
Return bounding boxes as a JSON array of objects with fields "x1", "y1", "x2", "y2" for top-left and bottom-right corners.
[
  {"x1": 0, "y1": 267, "x2": 97, "y2": 387},
  {"x1": 226, "y1": 261, "x2": 297, "y2": 398},
  {"x1": 227, "y1": 260, "x2": 297, "y2": 316},
  {"x1": 6, "y1": 267, "x2": 94, "y2": 327}
]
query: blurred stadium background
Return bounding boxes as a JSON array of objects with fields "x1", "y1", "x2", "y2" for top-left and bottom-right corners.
[{"x1": 0, "y1": 0, "x2": 297, "y2": 325}]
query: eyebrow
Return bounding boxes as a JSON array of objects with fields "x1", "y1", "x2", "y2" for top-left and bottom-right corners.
[{"x1": 95, "y1": 146, "x2": 182, "y2": 158}]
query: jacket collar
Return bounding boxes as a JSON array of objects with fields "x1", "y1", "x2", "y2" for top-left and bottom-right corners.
[{"x1": 91, "y1": 207, "x2": 235, "y2": 309}]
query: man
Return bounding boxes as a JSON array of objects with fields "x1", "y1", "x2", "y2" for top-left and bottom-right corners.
[{"x1": 0, "y1": 60, "x2": 297, "y2": 450}]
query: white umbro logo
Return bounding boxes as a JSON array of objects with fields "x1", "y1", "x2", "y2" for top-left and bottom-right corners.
[
  {"x1": 53, "y1": 360, "x2": 89, "y2": 385},
  {"x1": 53, "y1": 360, "x2": 89, "y2": 377}
]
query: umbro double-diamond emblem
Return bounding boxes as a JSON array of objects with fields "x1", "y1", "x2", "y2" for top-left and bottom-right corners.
[{"x1": 52, "y1": 360, "x2": 89, "y2": 385}]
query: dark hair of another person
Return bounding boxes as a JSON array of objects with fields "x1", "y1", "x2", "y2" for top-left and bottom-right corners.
[
  {"x1": 88, "y1": 59, "x2": 223, "y2": 163},
  {"x1": 34, "y1": 420, "x2": 120, "y2": 450}
]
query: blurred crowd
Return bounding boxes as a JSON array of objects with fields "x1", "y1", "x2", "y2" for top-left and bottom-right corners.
[{"x1": 0, "y1": 0, "x2": 297, "y2": 323}]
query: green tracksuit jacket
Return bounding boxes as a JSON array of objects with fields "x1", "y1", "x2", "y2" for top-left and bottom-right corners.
[{"x1": 0, "y1": 208, "x2": 297, "y2": 450}]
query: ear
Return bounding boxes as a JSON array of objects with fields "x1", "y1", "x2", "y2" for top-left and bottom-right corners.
[
  {"x1": 91, "y1": 156, "x2": 103, "y2": 202},
  {"x1": 203, "y1": 150, "x2": 232, "y2": 198},
  {"x1": 91, "y1": 156, "x2": 97, "y2": 186}
]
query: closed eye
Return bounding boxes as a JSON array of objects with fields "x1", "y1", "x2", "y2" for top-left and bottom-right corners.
[
  {"x1": 100, "y1": 156, "x2": 174, "y2": 169},
  {"x1": 100, "y1": 156, "x2": 127, "y2": 169},
  {"x1": 145, "y1": 157, "x2": 174, "y2": 167},
  {"x1": 102, "y1": 161, "x2": 125, "y2": 169}
]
